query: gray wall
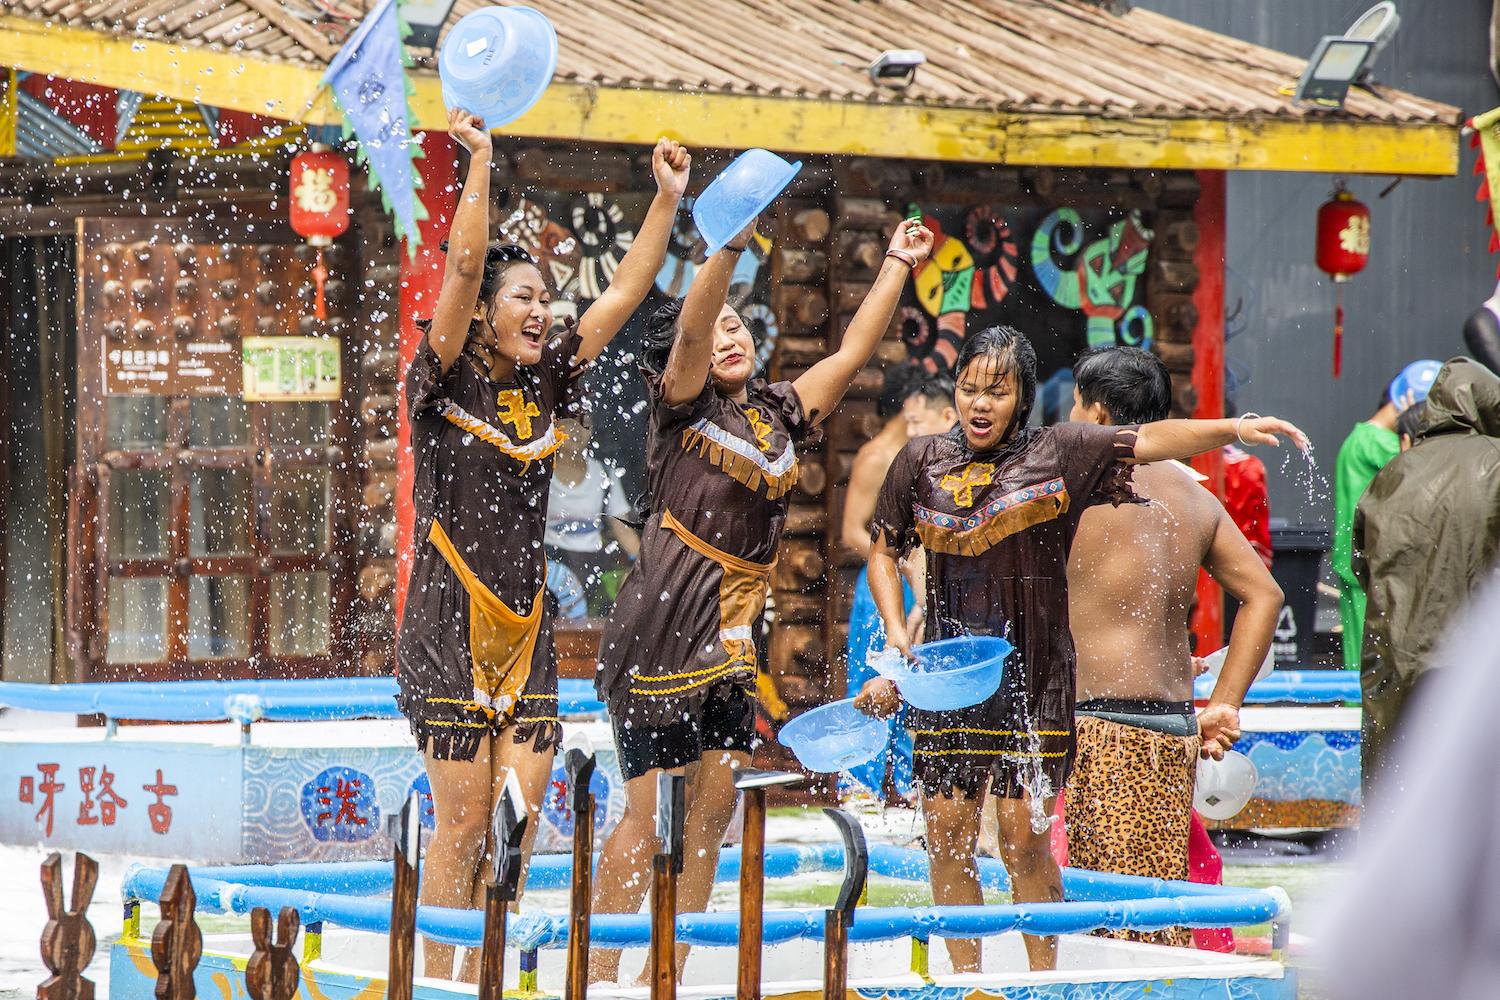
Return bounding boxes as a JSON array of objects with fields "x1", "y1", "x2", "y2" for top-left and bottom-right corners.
[{"x1": 1138, "y1": 0, "x2": 1496, "y2": 523}]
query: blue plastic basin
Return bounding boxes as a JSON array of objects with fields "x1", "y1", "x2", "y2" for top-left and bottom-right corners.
[
  {"x1": 438, "y1": 6, "x2": 558, "y2": 128},
  {"x1": 778, "y1": 698, "x2": 887, "y2": 773},
  {"x1": 692, "y1": 148, "x2": 801, "y2": 255},
  {"x1": 877, "y1": 635, "x2": 1012, "y2": 711}
]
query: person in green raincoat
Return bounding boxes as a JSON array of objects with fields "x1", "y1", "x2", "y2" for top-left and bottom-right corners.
[{"x1": 1334, "y1": 361, "x2": 1440, "y2": 669}]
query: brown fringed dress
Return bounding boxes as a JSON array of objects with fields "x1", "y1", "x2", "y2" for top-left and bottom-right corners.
[
  {"x1": 872, "y1": 423, "x2": 1139, "y2": 799},
  {"x1": 597, "y1": 376, "x2": 814, "y2": 778},
  {"x1": 395, "y1": 331, "x2": 582, "y2": 761}
]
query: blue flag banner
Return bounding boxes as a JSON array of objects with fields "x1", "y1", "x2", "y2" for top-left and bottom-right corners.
[{"x1": 323, "y1": 0, "x2": 427, "y2": 252}]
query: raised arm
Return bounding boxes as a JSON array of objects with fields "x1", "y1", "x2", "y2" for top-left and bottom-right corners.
[
  {"x1": 1132, "y1": 414, "x2": 1307, "y2": 464},
  {"x1": 574, "y1": 139, "x2": 691, "y2": 363},
  {"x1": 657, "y1": 221, "x2": 754, "y2": 406},
  {"x1": 1197, "y1": 510, "x2": 1285, "y2": 759},
  {"x1": 792, "y1": 222, "x2": 934, "y2": 425},
  {"x1": 424, "y1": 109, "x2": 494, "y2": 374}
]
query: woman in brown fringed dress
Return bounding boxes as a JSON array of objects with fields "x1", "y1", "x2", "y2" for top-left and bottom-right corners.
[
  {"x1": 395, "y1": 109, "x2": 690, "y2": 981},
  {"x1": 859, "y1": 326, "x2": 1306, "y2": 974},
  {"x1": 587, "y1": 215, "x2": 935, "y2": 984}
]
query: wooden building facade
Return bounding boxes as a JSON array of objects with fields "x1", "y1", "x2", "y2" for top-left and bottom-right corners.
[{"x1": 0, "y1": 2, "x2": 1459, "y2": 721}]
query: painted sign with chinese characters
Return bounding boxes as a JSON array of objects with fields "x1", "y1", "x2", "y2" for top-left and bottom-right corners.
[
  {"x1": 241, "y1": 336, "x2": 341, "y2": 402},
  {"x1": 1, "y1": 740, "x2": 233, "y2": 859},
  {"x1": 2, "y1": 730, "x2": 625, "y2": 862}
]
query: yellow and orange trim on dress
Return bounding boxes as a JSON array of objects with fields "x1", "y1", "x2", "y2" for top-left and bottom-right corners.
[
  {"x1": 437, "y1": 398, "x2": 567, "y2": 468},
  {"x1": 680, "y1": 414, "x2": 799, "y2": 500},
  {"x1": 627, "y1": 508, "x2": 775, "y2": 698},
  {"x1": 911, "y1": 725, "x2": 1071, "y2": 760},
  {"x1": 915, "y1": 476, "x2": 1071, "y2": 557}
]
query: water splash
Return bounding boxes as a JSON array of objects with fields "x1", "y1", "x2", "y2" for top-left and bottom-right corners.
[{"x1": 1280, "y1": 441, "x2": 1332, "y2": 515}]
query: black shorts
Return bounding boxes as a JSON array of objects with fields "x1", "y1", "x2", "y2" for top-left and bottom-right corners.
[{"x1": 612, "y1": 683, "x2": 758, "y2": 780}]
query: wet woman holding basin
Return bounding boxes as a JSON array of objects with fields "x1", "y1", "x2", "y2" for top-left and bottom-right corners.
[
  {"x1": 857, "y1": 326, "x2": 1307, "y2": 974},
  {"x1": 396, "y1": 107, "x2": 690, "y2": 980},
  {"x1": 589, "y1": 204, "x2": 935, "y2": 983}
]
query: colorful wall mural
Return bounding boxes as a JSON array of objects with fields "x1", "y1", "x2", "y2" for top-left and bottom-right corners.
[{"x1": 898, "y1": 202, "x2": 1155, "y2": 382}]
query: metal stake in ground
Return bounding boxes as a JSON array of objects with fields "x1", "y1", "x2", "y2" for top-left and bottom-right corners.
[
  {"x1": 479, "y1": 772, "x2": 529, "y2": 1000},
  {"x1": 822, "y1": 808, "x2": 869, "y2": 1000},
  {"x1": 151, "y1": 864, "x2": 203, "y2": 1000},
  {"x1": 39, "y1": 851, "x2": 98, "y2": 1000},
  {"x1": 650, "y1": 772, "x2": 687, "y2": 1000},
  {"x1": 245, "y1": 907, "x2": 301, "y2": 1000},
  {"x1": 731, "y1": 770, "x2": 804, "y2": 1000},
  {"x1": 564, "y1": 735, "x2": 599, "y2": 1000},
  {"x1": 387, "y1": 791, "x2": 423, "y2": 1000}
]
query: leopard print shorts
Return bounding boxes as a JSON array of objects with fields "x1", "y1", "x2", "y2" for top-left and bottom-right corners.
[{"x1": 1064, "y1": 713, "x2": 1201, "y2": 948}]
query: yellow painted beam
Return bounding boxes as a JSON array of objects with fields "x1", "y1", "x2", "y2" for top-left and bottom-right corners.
[
  {"x1": 0, "y1": 14, "x2": 1459, "y2": 176},
  {"x1": 0, "y1": 67, "x2": 16, "y2": 157}
]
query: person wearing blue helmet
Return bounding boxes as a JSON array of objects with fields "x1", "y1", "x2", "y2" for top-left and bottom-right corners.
[{"x1": 1333, "y1": 360, "x2": 1441, "y2": 671}]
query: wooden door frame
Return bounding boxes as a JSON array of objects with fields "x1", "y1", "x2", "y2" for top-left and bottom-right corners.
[{"x1": 70, "y1": 212, "x2": 361, "y2": 681}]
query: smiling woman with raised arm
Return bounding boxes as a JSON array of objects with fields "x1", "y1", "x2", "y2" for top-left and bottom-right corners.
[
  {"x1": 587, "y1": 217, "x2": 935, "y2": 984},
  {"x1": 855, "y1": 325, "x2": 1306, "y2": 976},
  {"x1": 395, "y1": 108, "x2": 690, "y2": 982}
]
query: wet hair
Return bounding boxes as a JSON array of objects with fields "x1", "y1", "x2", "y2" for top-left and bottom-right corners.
[
  {"x1": 952, "y1": 325, "x2": 1038, "y2": 438},
  {"x1": 907, "y1": 371, "x2": 957, "y2": 410},
  {"x1": 625, "y1": 297, "x2": 687, "y2": 528},
  {"x1": 1397, "y1": 400, "x2": 1426, "y2": 442},
  {"x1": 416, "y1": 240, "x2": 539, "y2": 336},
  {"x1": 461, "y1": 240, "x2": 538, "y2": 308},
  {"x1": 1072, "y1": 346, "x2": 1172, "y2": 425},
  {"x1": 640, "y1": 297, "x2": 683, "y2": 377},
  {"x1": 877, "y1": 364, "x2": 923, "y2": 419}
]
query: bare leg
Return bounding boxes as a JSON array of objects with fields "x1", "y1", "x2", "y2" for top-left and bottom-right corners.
[
  {"x1": 420, "y1": 744, "x2": 494, "y2": 981},
  {"x1": 978, "y1": 786, "x2": 1002, "y2": 858},
  {"x1": 995, "y1": 795, "x2": 1062, "y2": 971},
  {"x1": 667, "y1": 749, "x2": 748, "y2": 975},
  {"x1": 922, "y1": 790, "x2": 985, "y2": 973},
  {"x1": 588, "y1": 768, "x2": 665, "y2": 984},
  {"x1": 457, "y1": 728, "x2": 557, "y2": 981}
]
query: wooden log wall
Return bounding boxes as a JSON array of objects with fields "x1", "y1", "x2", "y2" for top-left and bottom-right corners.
[
  {"x1": 351, "y1": 192, "x2": 402, "y2": 676},
  {"x1": 766, "y1": 199, "x2": 834, "y2": 714},
  {"x1": 1142, "y1": 172, "x2": 1203, "y2": 416}
]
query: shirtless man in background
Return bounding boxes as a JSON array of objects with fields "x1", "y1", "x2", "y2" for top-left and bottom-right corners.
[
  {"x1": 841, "y1": 367, "x2": 957, "y2": 802},
  {"x1": 1063, "y1": 346, "x2": 1282, "y2": 945}
]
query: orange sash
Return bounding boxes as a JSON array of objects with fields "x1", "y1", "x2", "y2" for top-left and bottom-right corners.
[
  {"x1": 427, "y1": 519, "x2": 543, "y2": 718},
  {"x1": 627, "y1": 509, "x2": 774, "y2": 698}
]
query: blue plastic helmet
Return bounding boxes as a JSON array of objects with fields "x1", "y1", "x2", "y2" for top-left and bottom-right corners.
[{"x1": 1389, "y1": 359, "x2": 1442, "y2": 411}]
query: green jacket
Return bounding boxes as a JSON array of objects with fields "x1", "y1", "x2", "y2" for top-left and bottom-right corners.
[
  {"x1": 1334, "y1": 420, "x2": 1399, "y2": 667},
  {"x1": 1355, "y1": 359, "x2": 1500, "y2": 753}
]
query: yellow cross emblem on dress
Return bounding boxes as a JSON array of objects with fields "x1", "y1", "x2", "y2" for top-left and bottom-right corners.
[
  {"x1": 743, "y1": 406, "x2": 773, "y2": 452},
  {"x1": 939, "y1": 462, "x2": 995, "y2": 508},
  {"x1": 496, "y1": 389, "x2": 541, "y2": 440}
]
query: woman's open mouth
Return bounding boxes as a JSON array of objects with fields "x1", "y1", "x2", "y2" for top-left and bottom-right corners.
[{"x1": 968, "y1": 415, "x2": 995, "y2": 436}]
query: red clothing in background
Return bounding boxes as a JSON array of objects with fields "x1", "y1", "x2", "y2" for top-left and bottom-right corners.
[
  {"x1": 1188, "y1": 813, "x2": 1235, "y2": 951},
  {"x1": 1222, "y1": 445, "x2": 1271, "y2": 567}
]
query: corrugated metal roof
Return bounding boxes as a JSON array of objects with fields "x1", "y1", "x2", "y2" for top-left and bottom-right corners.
[
  {"x1": 0, "y1": 0, "x2": 1460, "y2": 125},
  {"x1": 17, "y1": 88, "x2": 100, "y2": 157}
]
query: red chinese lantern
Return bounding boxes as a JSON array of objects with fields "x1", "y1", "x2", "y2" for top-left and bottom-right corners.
[
  {"x1": 289, "y1": 145, "x2": 350, "y2": 320},
  {"x1": 1315, "y1": 185, "x2": 1370, "y2": 377}
]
